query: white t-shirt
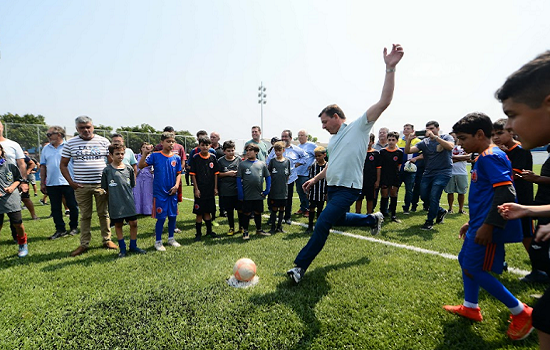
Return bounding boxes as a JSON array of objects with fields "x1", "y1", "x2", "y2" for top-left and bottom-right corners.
[
  {"x1": 0, "y1": 139, "x2": 24, "y2": 164},
  {"x1": 451, "y1": 145, "x2": 468, "y2": 175}
]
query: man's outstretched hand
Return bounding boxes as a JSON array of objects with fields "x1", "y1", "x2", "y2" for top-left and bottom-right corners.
[{"x1": 384, "y1": 44, "x2": 404, "y2": 68}]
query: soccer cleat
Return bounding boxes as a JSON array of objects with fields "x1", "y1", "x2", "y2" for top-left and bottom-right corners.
[
  {"x1": 39, "y1": 199, "x2": 47, "y2": 205},
  {"x1": 65, "y1": 210, "x2": 70, "y2": 215},
  {"x1": 118, "y1": 251, "x2": 127, "y2": 258},
  {"x1": 129, "y1": 247, "x2": 147, "y2": 254},
  {"x1": 443, "y1": 304, "x2": 483, "y2": 322},
  {"x1": 305, "y1": 227, "x2": 313, "y2": 234},
  {"x1": 167, "y1": 238, "x2": 181, "y2": 247},
  {"x1": 154, "y1": 241, "x2": 166, "y2": 251},
  {"x1": 18, "y1": 244, "x2": 28, "y2": 258},
  {"x1": 207, "y1": 232, "x2": 219, "y2": 239},
  {"x1": 243, "y1": 231, "x2": 250, "y2": 240},
  {"x1": 520, "y1": 270, "x2": 549, "y2": 283},
  {"x1": 391, "y1": 216, "x2": 402, "y2": 223},
  {"x1": 371, "y1": 212, "x2": 384, "y2": 235},
  {"x1": 436, "y1": 209, "x2": 448, "y2": 224},
  {"x1": 507, "y1": 304, "x2": 534, "y2": 340},
  {"x1": 284, "y1": 219, "x2": 292, "y2": 225},
  {"x1": 256, "y1": 230, "x2": 271, "y2": 236},
  {"x1": 174, "y1": 228, "x2": 182, "y2": 233},
  {"x1": 276, "y1": 226, "x2": 286, "y2": 234},
  {"x1": 227, "y1": 228, "x2": 235, "y2": 236},
  {"x1": 49, "y1": 231, "x2": 68, "y2": 240},
  {"x1": 194, "y1": 235, "x2": 202, "y2": 242},
  {"x1": 287, "y1": 267, "x2": 304, "y2": 284},
  {"x1": 421, "y1": 221, "x2": 434, "y2": 230},
  {"x1": 68, "y1": 228, "x2": 79, "y2": 236}
]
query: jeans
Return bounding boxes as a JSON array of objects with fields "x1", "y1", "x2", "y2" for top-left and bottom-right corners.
[
  {"x1": 294, "y1": 186, "x2": 361, "y2": 271},
  {"x1": 295, "y1": 176, "x2": 309, "y2": 212},
  {"x1": 47, "y1": 185, "x2": 79, "y2": 232},
  {"x1": 335, "y1": 212, "x2": 376, "y2": 227},
  {"x1": 400, "y1": 171, "x2": 416, "y2": 210},
  {"x1": 420, "y1": 173, "x2": 451, "y2": 222}
]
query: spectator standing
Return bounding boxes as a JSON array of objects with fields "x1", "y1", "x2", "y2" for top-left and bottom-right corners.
[
  {"x1": 134, "y1": 142, "x2": 154, "y2": 215},
  {"x1": 373, "y1": 127, "x2": 389, "y2": 151},
  {"x1": 295, "y1": 130, "x2": 317, "y2": 217},
  {"x1": 244, "y1": 126, "x2": 268, "y2": 161}
]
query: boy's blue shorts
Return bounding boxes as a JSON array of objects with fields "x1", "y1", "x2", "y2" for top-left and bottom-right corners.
[
  {"x1": 458, "y1": 235, "x2": 505, "y2": 274},
  {"x1": 152, "y1": 195, "x2": 178, "y2": 219}
]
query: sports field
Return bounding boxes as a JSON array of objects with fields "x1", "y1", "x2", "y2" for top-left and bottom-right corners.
[{"x1": 0, "y1": 173, "x2": 544, "y2": 349}]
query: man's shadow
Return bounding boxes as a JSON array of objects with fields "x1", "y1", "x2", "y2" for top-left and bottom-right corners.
[{"x1": 250, "y1": 257, "x2": 370, "y2": 349}]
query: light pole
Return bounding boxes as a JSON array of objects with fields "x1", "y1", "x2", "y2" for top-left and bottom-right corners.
[{"x1": 258, "y1": 82, "x2": 267, "y2": 135}]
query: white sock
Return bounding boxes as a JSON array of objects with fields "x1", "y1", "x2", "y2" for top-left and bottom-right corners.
[
  {"x1": 464, "y1": 301, "x2": 478, "y2": 309},
  {"x1": 509, "y1": 302, "x2": 524, "y2": 316}
]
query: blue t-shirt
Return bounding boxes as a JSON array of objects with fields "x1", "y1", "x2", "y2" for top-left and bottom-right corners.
[
  {"x1": 145, "y1": 151, "x2": 182, "y2": 199},
  {"x1": 467, "y1": 146, "x2": 522, "y2": 243},
  {"x1": 415, "y1": 134, "x2": 453, "y2": 176}
]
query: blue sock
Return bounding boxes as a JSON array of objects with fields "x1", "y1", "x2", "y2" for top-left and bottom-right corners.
[
  {"x1": 118, "y1": 239, "x2": 126, "y2": 254},
  {"x1": 130, "y1": 239, "x2": 137, "y2": 250},
  {"x1": 168, "y1": 216, "x2": 176, "y2": 239},
  {"x1": 462, "y1": 270, "x2": 480, "y2": 305},
  {"x1": 155, "y1": 217, "x2": 166, "y2": 242},
  {"x1": 469, "y1": 269, "x2": 520, "y2": 308}
]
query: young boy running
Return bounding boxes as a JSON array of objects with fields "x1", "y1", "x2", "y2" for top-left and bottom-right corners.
[
  {"x1": 306, "y1": 146, "x2": 328, "y2": 233},
  {"x1": 101, "y1": 144, "x2": 147, "y2": 258},
  {"x1": 237, "y1": 144, "x2": 271, "y2": 240},
  {"x1": 355, "y1": 134, "x2": 381, "y2": 215},
  {"x1": 444, "y1": 112, "x2": 533, "y2": 341},
  {"x1": 217, "y1": 140, "x2": 242, "y2": 236},
  {"x1": 139, "y1": 132, "x2": 182, "y2": 251},
  {"x1": 267, "y1": 141, "x2": 291, "y2": 234},
  {"x1": 379, "y1": 131, "x2": 403, "y2": 222},
  {"x1": 189, "y1": 136, "x2": 219, "y2": 241}
]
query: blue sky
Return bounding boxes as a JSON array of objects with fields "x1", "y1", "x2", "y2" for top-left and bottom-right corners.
[{"x1": 1, "y1": 0, "x2": 549, "y2": 143}]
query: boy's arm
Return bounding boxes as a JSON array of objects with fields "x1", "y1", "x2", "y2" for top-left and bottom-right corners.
[
  {"x1": 171, "y1": 173, "x2": 181, "y2": 195},
  {"x1": 236, "y1": 177, "x2": 244, "y2": 201},
  {"x1": 520, "y1": 170, "x2": 550, "y2": 184},
  {"x1": 262, "y1": 176, "x2": 271, "y2": 197},
  {"x1": 375, "y1": 167, "x2": 381, "y2": 188},
  {"x1": 214, "y1": 173, "x2": 218, "y2": 196},
  {"x1": 366, "y1": 44, "x2": 404, "y2": 122},
  {"x1": 476, "y1": 184, "x2": 516, "y2": 246},
  {"x1": 191, "y1": 174, "x2": 200, "y2": 198},
  {"x1": 138, "y1": 153, "x2": 149, "y2": 169},
  {"x1": 303, "y1": 163, "x2": 328, "y2": 193}
]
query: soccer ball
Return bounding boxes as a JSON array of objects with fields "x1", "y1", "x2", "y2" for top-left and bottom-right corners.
[
  {"x1": 404, "y1": 161, "x2": 417, "y2": 173},
  {"x1": 233, "y1": 258, "x2": 256, "y2": 282}
]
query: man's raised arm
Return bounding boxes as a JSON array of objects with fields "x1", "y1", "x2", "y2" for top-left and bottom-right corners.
[{"x1": 366, "y1": 44, "x2": 404, "y2": 123}]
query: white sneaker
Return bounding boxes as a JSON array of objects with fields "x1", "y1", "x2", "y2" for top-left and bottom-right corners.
[
  {"x1": 371, "y1": 212, "x2": 384, "y2": 235},
  {"x1": 167, "y1": 238, "x2": 181, "y2": 247},
  {"x1": 154, "y1": 241, "x2": 166, "y2": 251}
]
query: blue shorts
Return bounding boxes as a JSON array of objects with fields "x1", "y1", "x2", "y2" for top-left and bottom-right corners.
[
  {"x1": 458, "y1": 235, "x2": 505, "y2": 274},
  {"x1": 152, "y1": 196, "x2": 178, "y2": 219}
]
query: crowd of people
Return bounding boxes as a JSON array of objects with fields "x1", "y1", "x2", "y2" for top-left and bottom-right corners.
[{"x1": 1, "y1": 44, "x2": 549, "y2": 347}]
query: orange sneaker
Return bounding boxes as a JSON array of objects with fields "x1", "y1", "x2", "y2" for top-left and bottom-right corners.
[
  {"x1": 507, "y1": 303, "x2": 534, "y2": 341},
  {"x1": 443, "y1": 304, "x2": 483, "y2": 322}
]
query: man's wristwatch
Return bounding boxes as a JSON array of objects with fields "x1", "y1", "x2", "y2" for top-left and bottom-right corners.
[{"x1": 20, "y1": 179, "x2": 29, "y2": 184}]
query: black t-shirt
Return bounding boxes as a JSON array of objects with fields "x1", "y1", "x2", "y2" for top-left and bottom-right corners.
[
  {"x1": 506, "y1": 143, "x2": 533, "y2": 205},
  {"x1": 379, "y1": 148, "x2": 403, "y2": 182},
  {"x1": 362, "y1": 150, "x2": 381, "y2": 187},
  {"x1": 535, "y1": 154, "x2": 550, "y2": 225},
  {"x1": 189, "y1": 153, "x2": 219, "y2": 199}
]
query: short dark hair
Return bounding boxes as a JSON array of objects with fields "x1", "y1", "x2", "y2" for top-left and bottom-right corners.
[
  {"x1": 251, "y1": 126, "x2": 261, "y2": 132},
  {"x1": 387, "y1": 131, "x2": 400, "y2": 140},
  {"x1": 282, "y1": 129, "x2": 292, "y2": 139},
  {"x1": 222, "y1": 140, "x2": 235, "y2": 150},
  {"x1": 492, "y1": 118, "x2": 508, "y2": 131},
  {"x1": 163, "y1": 126, "x2": 175, "y2": 132},
  {"x1": 452, "y1": 112, "x2": 493, "y2": 138},
  {"x1": 495, "y1": 51, "x2": 550, "y2": 108},
  {"x1": 161, "y1": 132, "x2": 175, "y2": 141},
  {"x1": 426, "y1": 120, "x2": 439, "y2": 128},
  {"x1": 245, "y1": 144, "x2": 259, "y2": 152},
  {"x1": 319, "y1": 104, "x2": 346, "y2": 120},
  {"x1": 111, "y1": 133, "x2": 123, "y2": 139},
  {"x1": 108, "y1": 144, "x2": 125, "y2": 155},
  {"x1": 198, "y1": 136, "x2": 211, "y2": 145},
  {"x1": 403, "y1": 123, "x2": 414, "y2": 130},
  {"x1": 196, "y1": 130, "x2": 208, "y2": 138},
  {"x1": 369, "y1": 133, "x2": 375, "y2": 143}
]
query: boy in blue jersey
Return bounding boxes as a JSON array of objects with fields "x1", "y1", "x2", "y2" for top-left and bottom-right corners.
[
  {"x1": 138, "y1": 132, "x2": 182, "y2": 251},
  {"x1": 443, "y1": 112, "x2": 533, "y2": 341},
  {"x1": 189, "y1": 136, "x2": 219, "y2": 241}
]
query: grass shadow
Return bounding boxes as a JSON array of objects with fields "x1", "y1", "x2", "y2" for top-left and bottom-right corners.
[{"x1": 250, "y1": 256, "x2": 371, "y2": 349}]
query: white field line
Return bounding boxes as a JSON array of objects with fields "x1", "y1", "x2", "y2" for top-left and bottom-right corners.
[{"x1": 182, "y1": 197, "x2": 527, "y2": 276}]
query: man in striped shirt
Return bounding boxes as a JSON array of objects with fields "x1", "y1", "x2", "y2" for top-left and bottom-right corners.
[{"x1": 61, "y1": 116, "x2": 117, "y2": 257}]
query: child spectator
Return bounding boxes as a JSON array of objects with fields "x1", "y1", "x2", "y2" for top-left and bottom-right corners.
[
  {"x1": 189, "y1": 136, "x2": 219, "y2": 241},
  {"x1": 0, "y1": 144, "x2": 28, "y2": 257},
  {"x1": 139, "y1": 132, "x2": 182, "y2": 251},
  {"x1": 306, "y1": 146, "x2": 328, "y2": 233},
  {"x1": 444, "y1": 132, "x2": 470, "y2": 214},
  {"x1": 237, "y1": 144, "x2": 271, "y2": 240},
  {"x1": 134, "y1": 142, "x2": 154, "y2": 216},
  {"x1": 102, "y1": 144, "x2": 147, "y2": 258},
  {"x1": 379, "y1": 131, "x2": 403, "y2": 222},
  {"x1": 217, "y1": 140, "x2": 243, "y2": 236},
  {"x1": 356, "y1": 133, "x2": 381, "y2": 214},
  {"x1": 444, "y1": 112, "x2": 533, "y2": 341},
  {"x1": 267, "y1": 141, "x2": 291, "y2": 234}
]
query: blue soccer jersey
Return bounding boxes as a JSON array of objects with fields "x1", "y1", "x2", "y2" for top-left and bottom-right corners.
[
  {"x1": 145, "y1": 151, "x2": 182, "y2": 198},
  {"x1": 467, "y1": 145, "x2": 521, "y2": 243}
]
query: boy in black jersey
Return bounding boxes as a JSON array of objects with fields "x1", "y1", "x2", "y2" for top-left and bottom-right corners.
[
  {"x1": 356, "y1": 133, "x2": 381, "y2": 214},
  {"x1": 190, "y1": 136, "x2": 219, "y2": 241},
  {"x1": 267, "y1": 142, "x2": 291, "y2": 234},
  {"x1": 379, "y1": 131, "x2": 404, "y2": 222},
  {"x1": 306, "y1": 146, "x2": 328, "y2": 233}
]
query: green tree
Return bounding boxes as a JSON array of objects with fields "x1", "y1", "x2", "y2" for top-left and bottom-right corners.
[{"x1": 0, "y1": 113, "x2": 48, "y2": 152}]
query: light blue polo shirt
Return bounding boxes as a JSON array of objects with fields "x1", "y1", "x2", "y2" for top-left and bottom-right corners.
[
  {"x1": 40, "y1": 142, "x2": 74, "y2": 186},
  {"x1": 326, "y1": 112, "x2": 375, "y2": 188},
  {"x1": 297, "y1": 141, "x2": 317, "y2": 177}
]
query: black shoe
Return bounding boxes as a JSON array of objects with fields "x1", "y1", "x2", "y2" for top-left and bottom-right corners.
[
  {"x1": 276, "y1": 226, "x2": 286, "y2": 233},
  {"x1": 520, "y1": 270, "x2": 549, "y2": 283},
  {"x1": 129, "y1": 247, "x2": 147, "y2": 254},
  {"x1": 118, "y1": 251, "x2": 127, "y2": 258},
  {"x1": 219, "y1": 211, "x2": 227, "y2": 217},
  {"x1": 49, "y1": 231, "x2": 68, "y2": 240},
  {"x1": 207, "y1": 232, "x2": 219, "y2": 238},
  {"x1": 436, "y1": 209, "x2": 448, "y2": 224},
  {"x1": 194, "y1": 235, "x2": 202, "y2": 242},
  {"x1": 420, "y1": 221, "x2": 433, "y2": 230},
  {"x1": 411, "y1": 205, "x2": 417, "y2": 212},
  {"x1": 503, "y1": 261, "x2": 508, "y2": 272},
  {"x1": 305, "y1": 227, "x2": 313, "y2": 234},
  {"x1": 68, "y1": 228, "x2": 79, "y2": 236},
  {"x1": 284, "y1": 219, "x2": 292, "y2": 225},
  {"x1": 287, "y1": 267, "x2": 304, "y2": 284},
  {"x1": 391, "y1": 216, "x2": 402, "y2": 223},
  {"x1": 382, "y1": 212, "x2": 390, "y2": 218}
]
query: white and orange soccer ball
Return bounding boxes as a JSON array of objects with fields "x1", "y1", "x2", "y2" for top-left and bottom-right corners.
[{"x1": 233, "y1": 258, "x2": 256, "y2": 282}]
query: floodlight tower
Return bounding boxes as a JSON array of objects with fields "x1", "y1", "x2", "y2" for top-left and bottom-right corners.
[{"x1": 258, "y1": 82, "x2": 267, "y2": 135}]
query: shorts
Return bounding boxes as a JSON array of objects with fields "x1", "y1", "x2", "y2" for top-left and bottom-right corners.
[
  {"x1": 111, "y1": 215, "x2": 138, "y2": 224},
  {"x1": 444, "y1": 174, "x2": 468, "y2": 194},
  {"x1": 219, "y1": 196, "x2": 241, "y2": 211},
  {"x1": 152, "y1": 196, "x2": 178, "y2": 219},
  {"x1": 458, "y1": 235, "x2": 505, "y2": 274},
  {"x1": 28, "y1": 173, "x2": 36, "y2": 185},
  {"x1": 193, "y1": 197, "x2": 216, "y2": 215},
  {"x1": 360, "y1": 184, "x2": 378, "y2": 201},
  {"x1": 0, "y1": 211, "x2": 23, "y2": 226},
  {"x1": 529, "y1": 229, "x2": 550, "y2": 274},
  {"x1": 20, "y1": 187, "x2": 30, "y2": 199},
  {"x1": 533, "y1": 287, "x2": 550, "y2": 333},
  {"x1": 520, "y1": 217, "x2": 535, "y2": 239},
  {"x1": 242, "y1": 200, "x2": 264, "y2": 214},
  {"x1": 268, "y1": 198, "x2": 286, "y2": 210},
  {"x1": 380, "y1": 175, "x2": 401, "y2": 188}
]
